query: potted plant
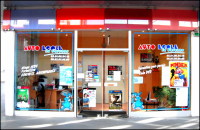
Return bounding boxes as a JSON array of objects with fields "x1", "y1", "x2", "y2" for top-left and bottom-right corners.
[
  {"x1": 152, "y1": 86, "x2": 176, "y2": 110},
  {"x1": 17, "y1": 72, "x2": 34, "y2": 86}
]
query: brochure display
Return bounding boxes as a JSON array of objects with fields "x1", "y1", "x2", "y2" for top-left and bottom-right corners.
[
  {"x1": 17, "y1": 86, "x2": 30, "y2": 108},
  {"x1": 109, "y1": 90, "x2": 122, "y2": 111},
  {"x1": 59, "y1": 66, "x2": 73, "y2": 86},
  {"x1": 169, "y1": 61, "x2": 189, "y2": 88},
  {"x1": 83, "y1": 88, "x2": 96, "y2": 107}
]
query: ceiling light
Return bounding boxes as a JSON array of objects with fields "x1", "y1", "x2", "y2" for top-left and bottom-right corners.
[
  {"x1": 142, "y1": 31, "x2": 145, "y2": 32},
  {"x1": 103, "y1": 34, "x2": 105, "y2": 37},
  {"x1": 66, "y1": 34, "x2": 68, "y2": 36},
  {"x1": 138, "y1": 35, "x2": 140, "y2": 36}
]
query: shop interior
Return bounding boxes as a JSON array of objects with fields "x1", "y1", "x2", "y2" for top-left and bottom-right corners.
[{"x1": 15, "y1": 30, "x2": 190, "y2": 117}]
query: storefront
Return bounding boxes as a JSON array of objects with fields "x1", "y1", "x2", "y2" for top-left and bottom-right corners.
[{"x1": 2, "y1": 7, "x2": 199, "y2": 117}]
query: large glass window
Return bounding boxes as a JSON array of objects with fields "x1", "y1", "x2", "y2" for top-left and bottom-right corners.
[
  {"x1": 131, "y1": 32, "x2": 191, "y2": 112},
  {"x1": 15, "y1": 31, "x2": 74, "y2": 112}
]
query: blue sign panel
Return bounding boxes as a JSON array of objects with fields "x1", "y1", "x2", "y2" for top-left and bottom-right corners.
[
  {"x1": 11, "y1": 9, "x2": 56, "y2": 29},
  {"x1": 59, "y1": 66, "x2": 73, "y2": 86}
]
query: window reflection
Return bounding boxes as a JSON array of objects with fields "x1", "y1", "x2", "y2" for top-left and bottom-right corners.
[
  {"x1": 59, "y1": 20, "x2": 81, "y2": 25},
  {"x1": 11, "y1": 20, "x2": 29, "y2": 28},
  {"x1": 192, "y1": 22, "x2": 198, "y2": 27},
  {"x1": 153, "y1": 20, "x2": 171, "y2": 26},
  {"x1": 105, "y1": 19, "x2": 127, "y2": 24},
  {"x1": 86, "y1": 20, "x2": 104, "y2": 25},
  {"x1": 128, "y1": 20, "x2": 149, "y2": 25},
  {"x1": 179, "y1": 21, "x2": 191, "y2": 27},
  {"x1": 38, "y1": 19, "x2": 56, "y2": 25},
  {"x1": 3, "y1": 20, "x2": 10, "y2": 25}
]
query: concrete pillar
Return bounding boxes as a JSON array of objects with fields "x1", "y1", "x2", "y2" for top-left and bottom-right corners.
[{"x1": 191, "y1": 31, "x2": 199, "y2": 116}]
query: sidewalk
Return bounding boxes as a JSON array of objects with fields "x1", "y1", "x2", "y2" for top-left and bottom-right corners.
[{"x1": 1, "y1": 83, "x2": 199, "y2": 129}]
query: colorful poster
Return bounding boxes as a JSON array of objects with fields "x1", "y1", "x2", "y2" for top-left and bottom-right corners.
[
  {"x1": 88, "y1": 65, "x2": 97, "y2": 75},
  {"x1": 169, "y1": 61, "x2": 189, "y2": 88},
  {"x1": 83, "y1": 88, "x2": 96, "y2": 107},
  {"x1": 59, "y1": 66, "x2": 73, "y2": 86},
  {"x1": 108, "y1": 66, "x2": 122, "y2": 75},
  {"x1": 93, "y1": 75, "x2": 99, "y2": 82},
  {"x1": 17, "y1": 86, "x2": 30, "y2": 108},
  {"x1": 109, "y1": 90, "x2": 122, "y2": 111}
]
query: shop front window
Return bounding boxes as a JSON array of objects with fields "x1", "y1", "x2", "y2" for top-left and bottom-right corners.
[
  {"x1": 15, "y1": 31, "x2": 74, "y2": 112},
  {"x1": 131, "y1": 32, "x2": 190, "y2": 112}
]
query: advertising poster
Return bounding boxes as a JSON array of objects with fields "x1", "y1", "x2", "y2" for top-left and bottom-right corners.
[
  {"x1": 83, "y1": 88, "x2": 96, "y2": 107},
  {"x1": 108, "y1": 66, "x2": 122, "y2": 75},
  {"x1": 107, "y1": 75, "x2": 113, "y2": 81},
  {"x1": 59, "y1": 66, "x2": 73, "y2": 86},
  {"x1": 17, "y1": 86, "x2": 30, "y2": 108},
  {"x1": 140, "y1": 53, "x2": 154, "y2": 62},
  {"x1": 169, "y1": 61, "x2": 189, "y2": 88},
  {"x1": 134, "y1": 77, "x2": 143, "y2": 84},
  {"x1": 109, "y1": 90, "x2": 122, "y2": 111},
  {"x1": 93, "y1": 75, "x2": 99, "y2": 82},
  {"x1": 88, "y1": 65, "x2": 97, "y2": 75}
]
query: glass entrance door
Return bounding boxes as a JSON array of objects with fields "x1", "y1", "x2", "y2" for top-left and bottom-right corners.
[
  {"x1": 77, "y1": 51, "x2": 103, "y2": 117},
  {"x1": 76, "y1": 51, "x2": 129, "y2": 117},
  {"x1": 103, "y1": 51, "x2": 129, "y2": 118}
]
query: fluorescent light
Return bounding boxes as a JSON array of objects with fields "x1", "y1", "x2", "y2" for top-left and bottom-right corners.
[
  {"x1": 128, "y1": 20, "x2": 149, "y2": 25},
  {"x1": 105, "y1": 19, "x2": 127, "y2": 24}
]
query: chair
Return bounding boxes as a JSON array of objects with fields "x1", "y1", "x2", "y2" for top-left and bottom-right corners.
[{"x1": 78, "y1": 89, "x2": 83, "y2": 110}]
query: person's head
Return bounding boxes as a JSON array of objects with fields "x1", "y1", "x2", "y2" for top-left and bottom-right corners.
[
  {"x1": 23, "y1": 95, "x2": 26, "y2": 100},
  {"x1": 84, "y1": 93, "x2": 87, "y2": 98}
]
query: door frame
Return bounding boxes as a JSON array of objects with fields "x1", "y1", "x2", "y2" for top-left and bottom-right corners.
[{"x1": 74, "y1": 30, "x2": 132, "y2": 117}]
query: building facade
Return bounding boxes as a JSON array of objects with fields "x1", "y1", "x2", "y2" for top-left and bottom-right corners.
[{"x1": 1, "y1": 1, "x2": 199, "y2": 117}]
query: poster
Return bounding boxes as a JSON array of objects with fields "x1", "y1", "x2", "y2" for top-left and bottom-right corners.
[
  {"x1": 17, "y1": 86, "x2": 30, "y2": 108},
  {"x1": 88, "y1": 65, "x2": 97, "y2": 75},
  {"x1": 140, "y1": 53, "x2": 154, "y2": 62},
  {"x1": 83, "y1": 88, "x2": 96, "y2": 107},
  {"x1": 93, "y1": 75, "x2": 99, "y2": 82},
  {"x1": 59, "y1": 66, "x2": 73, "y2": 86},
  {"x1": 51, "y1": 64, "x2": 64, "y2": 72},
  {"x1": 169, "y1": 61, "x2": 189, "y2": 88},
  {"x1": 109, "y1": 90, "x2": 122, "y2": 111},
  {"x1": 134, "y1": 77, "x2": 143, "y2": 84},
  {"x1": 108, "y1": 66, "x2": 122, "y2": 75},
  {"x1": 107, "y1": 75, "x2": 113, "y2": 81}
]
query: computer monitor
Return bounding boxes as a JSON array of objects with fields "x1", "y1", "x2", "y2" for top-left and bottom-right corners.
[
  {"x1": 147, "y1": 92, "x2": 151, "y2": 100},
  {"x1": 55, "y1": 78, "x2": 59, "y2": 89}
]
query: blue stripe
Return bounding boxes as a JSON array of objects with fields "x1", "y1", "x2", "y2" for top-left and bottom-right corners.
[
  {"x1": 188, "y1": 34, "x2": 191, "y2": 108},
  {"x1": 132, "y1": 34, "x2": 134, "y2": 93},
  {"x1": 15, "y1": 33, "x2": 18, "y2": 109},
  {"x1": 132, "y1": 32, "x2": 191, "y2": 110},
  {"x1": 72, "y1": 32, "x2": 74, "y2": 105}
]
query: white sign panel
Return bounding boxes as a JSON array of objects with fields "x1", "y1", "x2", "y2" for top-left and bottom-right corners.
[
  {"x1": 162, "y1": 66, "x2": 170, "y2": 86},
  {"x1": 176, "y1": 88, "x2": 188, "y2": 106},
  {"x1": 113, "y1": 71, "x2": 121, "y2": 81}
]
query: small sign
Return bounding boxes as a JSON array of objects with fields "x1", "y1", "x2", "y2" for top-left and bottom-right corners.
[
  {"x1": 108, "y1": 66, "x2": 122, "y2": 75},
  {"x1": 195, "y1": 32, "x2": 199, "y2": 37},
  {"x1": 140, "y1": 53, "x2": 154, "y2": 62}
]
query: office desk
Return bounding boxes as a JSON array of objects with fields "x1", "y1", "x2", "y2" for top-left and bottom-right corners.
[{"x1": 45, "y1": 88, "x2": 82, "y2": 109}]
